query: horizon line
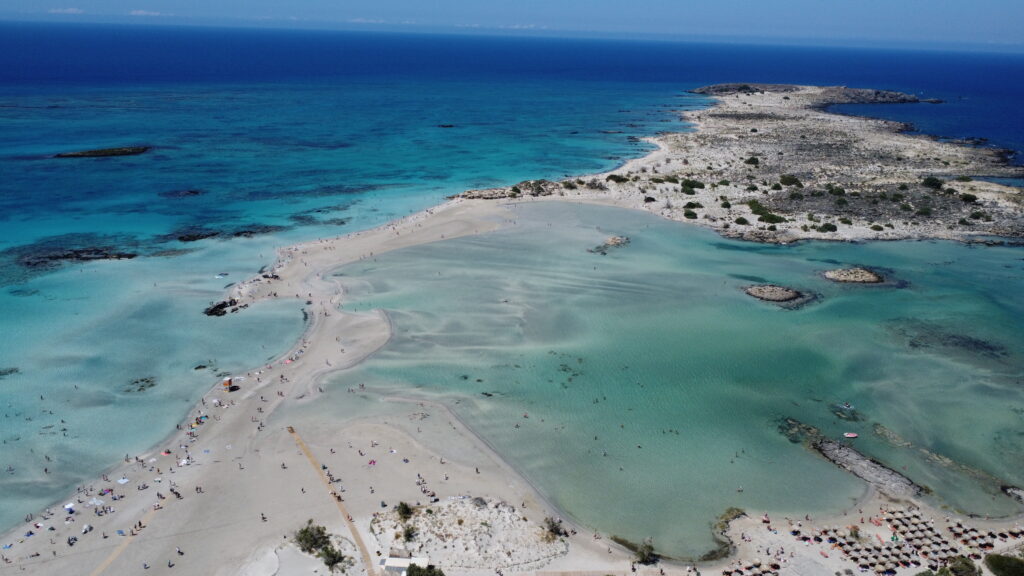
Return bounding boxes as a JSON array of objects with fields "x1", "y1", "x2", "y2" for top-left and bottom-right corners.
[{"x1": 2, "y1": 15, "x2": 1024, "y2": 56}]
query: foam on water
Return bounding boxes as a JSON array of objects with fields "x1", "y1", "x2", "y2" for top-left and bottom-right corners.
[{"x1": 291, "y1": 202, "x2": 1024, "y2": 558}]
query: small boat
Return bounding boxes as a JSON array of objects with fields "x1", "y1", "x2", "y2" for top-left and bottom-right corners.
[
  {"x1": 844, "y1": 432, "x2": 859, "y2": 438},
  {"x1": 215, "y1": 272, "x2": 229, "y2": 278}
]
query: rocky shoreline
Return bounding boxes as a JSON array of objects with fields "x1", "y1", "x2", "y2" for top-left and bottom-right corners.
[{"x1": 461, "y1": 84, "x2": 1024, "y2": 244}]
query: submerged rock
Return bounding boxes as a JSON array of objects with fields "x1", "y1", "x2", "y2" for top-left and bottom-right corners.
[
  {"x1": 588, "y1": 235, "x2": 630, "y2": 255},
  {"x1": 0, "y1": 367, "x2": 20, "y2": 379},
  {"x1": 55, "y1": 146, "x2": 151, "y2": 158},
  {"x1": 823, "y1": 267, "x2": 883, "y2": 283},
  {"x1": 158, "y1": 189, "x2": 204, "y2": 199},
  {"x1": 18, "y1": 247, "x2": 137, "y2": 269},
  {"x1": 887, "y1": 318, "x2": 1008, "y2": 360},
  {"x1": 779, "y1": 417, "x2": 921, "y2": 499}
]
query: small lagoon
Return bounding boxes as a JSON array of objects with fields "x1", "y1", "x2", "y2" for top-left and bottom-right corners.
[{"x1": 303, "y1": 202, "x2": 1024, "y2": 559}]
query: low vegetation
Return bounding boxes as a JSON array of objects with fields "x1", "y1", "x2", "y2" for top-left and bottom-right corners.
[
  {"x1": 407, "y1": 564, "x2": 446, "y2": 576},
  {"x1": 985, "y1": 554, "x2": 1024, "y2": 576},
  {"x1": 746, "y1": 200, "x2": 786, "y2": 224},
  {"x1": 294, "y1": 520, "x2": 349, "y2": 573}
]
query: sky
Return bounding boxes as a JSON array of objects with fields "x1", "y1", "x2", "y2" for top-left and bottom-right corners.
[{"x1": 3, "y1": 0, "x2": 1023, "y2": 51}]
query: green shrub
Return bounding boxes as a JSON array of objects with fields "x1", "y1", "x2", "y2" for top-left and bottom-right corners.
[
  {"x1": 819, "y1": 223, "x2": 838, "y2": 232},
  {"x1": 898, "y1": 183, "x2": 909, "y2": 190},
  {"x1": 922, "y1": 176, "x2": 944, "y2": 190},
  {"x1": 543, "y1": 517, "x2": 566, "y2": 540},
  {"x1": 985, "y1": 553, "x2": 1024, "y2": 576},
  {"x1": 771, "y1": 183, "x2": 782, "y2": 191},
  {"x1": 606, "y1": 174, "x2": 629, "y2": 183},
  {"x1": 397, "y1": 501, "x2": 414, "y2": 522},
  {"x1": 789, "y1": 191, "x2": 803, "y2": 200},
  {"x1": 779, "y1": 174, "x2": 803, "y2": 188},
  {"x1": 735, "y1": 217, "x2": 749, "y2": 225},
  {"x1": 960, "y1": 193, "x2": 978, "y2": 203},
  {"x1": 744, "y1": 156, "x2": 759, "y2": 166},
  {"x1": 720, "y1": 200, "x2": 731, "y2": 208},
  {"x1": 870, "y1": 224, "x2": 884, "y2": 231},
  {"x1": 403, "y1": 525, "x2": 417, "y2": 542},
  {"x1": 562, "y1": 181, "x2": 577, "y2": 190},
  {"x1": 684, "y1": 210, "x2": 698, "y2": 219},
  {"x1": 681, "y1": 179, "x2": 705, "y2": 189},
  {"x1": 718, "y1": 179, "x2": 730, "y2": 186},
  {"x1": 746, "y1": 184, "x2": 758, "y2": 191},
  {"x1": 683, "y1": 201, "x2": 703, "y2": 209},
  {"x1": 681, "y1": 186, "x2": 696, "y2": 195},
  {"x1": 319, "y1": 545, "x2": 348, "y2": 573},
  {"x1": 839, "y1": 217, "x2": 852, "y2": 225},
  {"x1": 955, "y1": 175, "x2": 973, "y2": 182},
  {"x1": 295, "y1": 520, "x2": 331, "y2": 554},
  {"x1": 915, "y1": 207, "x2": 933, "y2": 216},
  {"x1": 663, "y1": 175, "x2": 679, "y2": 183},
  {"x1": 746, "y1": 200, "x2": 786, "y2": 223},
  {"x1": 407, "y1": 564, "x2": 446, "y2": 576},
  {"x1": 835, "y1": 198, "x2": 848, "y2": 206}
]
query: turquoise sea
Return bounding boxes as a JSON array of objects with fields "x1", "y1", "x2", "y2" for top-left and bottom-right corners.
[
  {"x1": 1, "y1": 22, "x2": 1023, "y2": 551},
  {"x1": 290, "y1": 202, "x2": 1024, "y2": 557}
]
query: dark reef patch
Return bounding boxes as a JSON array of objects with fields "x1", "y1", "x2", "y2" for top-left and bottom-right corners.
[
  {"x1": 54, "y1": 145, "x2": 151, "y2": 158},
  {"x1": 158, "y1": 189, "x2": 204, "y2": 199},
  {"x1": 887, "y1": 318, "x2": 1008, "y2": 360}
]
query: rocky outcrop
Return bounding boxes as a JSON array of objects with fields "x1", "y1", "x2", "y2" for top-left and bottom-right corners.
[
  {"x1": 823, "y1": 267, "x2": 883, "y2": 283},
  {"x1": 744, "y1": 284, "x2": 800, "y2": 302},
  {"x1": 779, "y1": 418, "x2": 922, "y2": 500},
  {"x1": 691, "y1": 84, "x2": 802, "y2": 96},
  {"x1": 203, "y1": 299, "x2": 238, "y2": 317},
  {"x1": 692, "y1": 84, "x2": 922, "y2": 105},
  {"x1": 462, "y1": 179, "x2": 562, "y2": 200},
  {"x1": 1003, "y1": 486, "x2": 1024, "y2": 504},
  {"x1": 55, "y1": 146, "x2": 151, "y2": 158}
]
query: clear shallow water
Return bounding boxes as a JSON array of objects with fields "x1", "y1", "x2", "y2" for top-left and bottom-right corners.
[
  {"x1": 2, "y1": 23, "x2": 1024, "y2": 535},
  {"x1": 301, "y1": 202, "x2": 1024, "y2": 558}
]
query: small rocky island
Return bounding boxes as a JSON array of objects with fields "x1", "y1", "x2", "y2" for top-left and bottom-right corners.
[
  {"x1": 462, "y1": 84, "x2": 1024, "y2": 243},
  {"x1": 823, "y1": 267, "x2": 883, "y2": 283},
  {"x1": 744, "y1": 284, "x2": 802, "y2": 302},
  {"x1": 55, "y1": 146, "x2": 151, "y2": 158},
  {"x1": 743, "y1": 283, "x2": 817, "y2": 308}
]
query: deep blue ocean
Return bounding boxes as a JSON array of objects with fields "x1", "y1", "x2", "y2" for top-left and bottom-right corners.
[{"x1": 1, "y1": 21, "x2": 1023, "y2": 537}]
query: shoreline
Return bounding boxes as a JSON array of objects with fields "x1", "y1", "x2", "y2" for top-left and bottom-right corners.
[
  {"x1": 462, "y1": 84, "x2": 1024, "y2": 244},
  {"x1": 4, "y1": 84, "x2": 1024, "y2": 575}
]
